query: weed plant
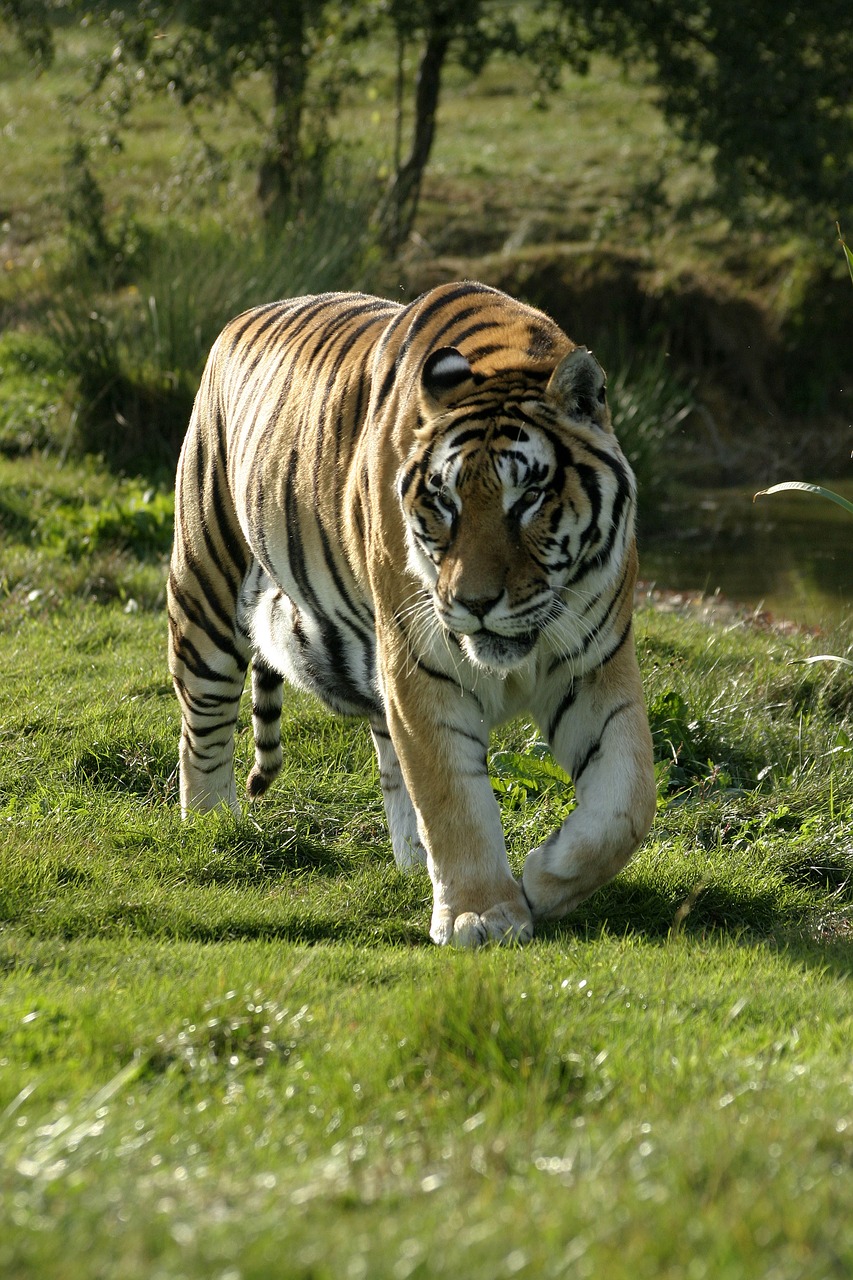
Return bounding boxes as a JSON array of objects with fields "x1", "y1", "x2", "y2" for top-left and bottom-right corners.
[{"x1": 608, "y1": 349, "x2": 694, "y2": 516}]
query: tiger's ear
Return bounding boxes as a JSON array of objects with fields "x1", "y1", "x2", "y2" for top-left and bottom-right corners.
[
  {"x1": 547, "y1": 347, "x2": 609, "y2": 428},
  {"x1": 420, "y1": 347, "x2": 478, "y2": 413}
]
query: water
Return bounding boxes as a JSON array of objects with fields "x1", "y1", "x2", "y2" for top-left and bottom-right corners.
[{"x1": 639, "y1": 479, "x2": 853, "y2": 629}]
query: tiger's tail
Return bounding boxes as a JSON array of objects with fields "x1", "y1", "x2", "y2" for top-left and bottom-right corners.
[{"x1": 246, "y1": 656, "x2": 284, "y2": 799}]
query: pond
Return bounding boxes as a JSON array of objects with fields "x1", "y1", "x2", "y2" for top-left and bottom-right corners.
[{"x1": 639, "y1": 479, "x2": 853, "y2": 630}]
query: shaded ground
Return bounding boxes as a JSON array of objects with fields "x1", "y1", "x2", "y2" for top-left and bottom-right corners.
[{"x1": 395, "y1": 242, "x2": 852, "y2": 484}]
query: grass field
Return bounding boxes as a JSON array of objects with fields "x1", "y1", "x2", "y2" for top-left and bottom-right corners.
[
  {"x1": 1, "y1": 17, "x2": 851, "y2": 1278},
  {"x1": 1, "y1": 453, "x2": 851, "y2": 1278}
]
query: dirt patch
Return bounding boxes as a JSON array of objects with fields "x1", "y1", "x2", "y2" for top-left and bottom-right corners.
[{"x1": 635, "y1": 582, "x2": 821, "y2": 638}]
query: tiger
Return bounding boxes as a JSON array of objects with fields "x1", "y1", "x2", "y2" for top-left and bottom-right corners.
[{"x1": 167, "y1": 280, "x2": 656, "y2": 947}]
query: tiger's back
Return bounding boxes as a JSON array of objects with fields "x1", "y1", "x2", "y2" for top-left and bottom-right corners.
[{"x1": 168, "y1": 281, "x2": 656, "y2": 947}]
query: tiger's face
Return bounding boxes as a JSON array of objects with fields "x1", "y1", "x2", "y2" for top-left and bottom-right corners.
[{"x1": 398, "y1": 346, "x2": 635, "y2": 672}]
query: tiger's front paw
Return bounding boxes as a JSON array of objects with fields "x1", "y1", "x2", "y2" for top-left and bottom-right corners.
[{"x1": 429, "y1": 894, "x2": 533, "y2": 948}]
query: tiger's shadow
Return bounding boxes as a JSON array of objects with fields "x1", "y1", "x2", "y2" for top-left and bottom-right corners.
[
  {"x1": 178, "y1": 821, "x2": 851, "y2": 975},
  {"x1": 534, "y1": 874, "x2": 852, "y2": 979}
]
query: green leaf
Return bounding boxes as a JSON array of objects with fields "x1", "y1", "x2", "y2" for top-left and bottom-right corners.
[
  {"x1": 753, "y1": 481, "x2": 853, "y2": 516},
  {"x1": 796, "y1": 654, "x2": 853, "y2": 669}
]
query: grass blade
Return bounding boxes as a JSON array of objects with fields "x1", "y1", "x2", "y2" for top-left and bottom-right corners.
[
  {"x1": 753, "y1": 481, "x2": 853, "y2": 515},
  {"x1": 839, "y1": 223, "x2": 853, "y2": 286},
  {"x1": 796, "y1": 654, "x2": 853, "y2": 668}
]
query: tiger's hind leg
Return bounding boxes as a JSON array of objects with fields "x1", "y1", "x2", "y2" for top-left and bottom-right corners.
[
  {"x1": 370, "y1": 719, "x2": 427, "y2": 870},
  {"x1": 168, "y1": 583, "x2": 250, "y2": 816},
  {"x1": 247, "y1": 656, "x2": 284, "y2": 800},
  {"x1": 167, "y1": 522, "x2": 251, "y2": 815}
]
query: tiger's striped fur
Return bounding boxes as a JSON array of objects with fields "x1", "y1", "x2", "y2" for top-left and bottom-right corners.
[{"x1": 168, "y1": 281, "x2": 656, "y2": 946}]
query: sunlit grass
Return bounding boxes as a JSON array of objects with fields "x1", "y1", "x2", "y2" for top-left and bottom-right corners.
[
  {"x1": 1, "y1": 931, "x2": 851, "y2": 1278},
  {"x1": 1, "y1": 21, "x2": 851, "y2": 1275},
  {"x1": 0, "y1": 555, "x2": 851, "y2": 1277}
]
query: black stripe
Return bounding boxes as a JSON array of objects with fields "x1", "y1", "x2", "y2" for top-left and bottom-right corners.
[
  {"x1": 317, "y1": 521, "x2": 374, "y2": 629},
  {"x1": 444, "y1": 424, "x2": 488, "y2": 453},
  {"x1": 208, "y1": 463, "x2": 248, "y2": 591},
  {"x1": 172, "y1": 674, "x2": 241, "y2": 714},
  {"x1": 572, "y1": 701, "x2": 632, "y2": 785},
  {"x1": 176, "y1": 635, "x2": 246, "y2": 685},
  {"x1": 253, "y1": 660, "x2": 283, "y2": 691},
  {"x1": 413, "y1": 655, "x2": 457, "y2": 686},
  {"x1": 252, "y1": 705, "x2": 281, "y2": 725},
  {"x1": 280, "y1": 453, "x2": 376, "y2": 712},
  {"x1": 547, "y1": 680, "x2": 578, "y2": 744},
  {"x1": 436, "y1": 722, "x2": 486, "y2": 748},
  {"x1": 190, "y1": 712, "x2": 239, "y2": 738},
  {"x1": 234, "y1": 349, "x2": 306, "y2": 477},
  {"x1": 462, "y1": 341, "x2": 507, "y2": 364},
  {"x1": 234, "y1": 298, "x2": 349, "y2": 472},
  {"x1": 186, "y1": 430, "x2": 247, "y2": 601},
  {"x1": 556, "y1": 559, "x2": 634, "y2": 664},
  {"x1": 311, "y1": 307, "x2": 384, "y2": 453},
  {"x1": 223, "y1": 302, "x2": 283, "y2": 358},
  {"x1": 427, "y1": 312, "x2": 498, "y2": 355},
  {"x1": 230, "y1": 300, "x2": 325, "y2": 396},
  {"x1": 168, "y1": 573, "x2": 247, "y2": 670},
  {"x1": 600, "y1": 618, "x2": 633, "y2": 667}
]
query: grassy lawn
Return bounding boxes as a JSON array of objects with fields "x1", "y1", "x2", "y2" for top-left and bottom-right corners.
[
  {"x1": 1, "y1": 457, "x2": 851, "y2": 1279},
  {"x1": 1, "y1": 17, "x2": 851, "y2": 1277}
]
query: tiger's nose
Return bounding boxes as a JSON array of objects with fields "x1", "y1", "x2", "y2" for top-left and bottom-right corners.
[{"x1": 451, "y1": 589, "x2": 503, "y2": 620}]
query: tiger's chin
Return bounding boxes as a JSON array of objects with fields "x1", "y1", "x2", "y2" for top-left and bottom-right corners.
[{"x1": 461, "y1": 629, "x2": 538, "y2": 672}]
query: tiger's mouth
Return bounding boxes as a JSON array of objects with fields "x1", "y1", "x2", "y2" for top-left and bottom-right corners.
[{"x1": 460, "y1": 628, "x2": 538, "y2": 671}]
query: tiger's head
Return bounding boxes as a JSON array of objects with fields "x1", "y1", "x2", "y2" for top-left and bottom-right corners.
[{"x1": 397, "y1": 345, "x2": 636, "y2": 672}]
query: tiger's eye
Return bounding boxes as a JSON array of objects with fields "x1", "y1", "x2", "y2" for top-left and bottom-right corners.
[{"x1": 521, "y1": 487, "x2": 542, "y2": 507}]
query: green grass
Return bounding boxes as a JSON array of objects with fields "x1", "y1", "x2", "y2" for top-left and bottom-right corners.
[
  {"x1": 1, "y1": 20, "x2": 852, "y2": 1276},
  {"x1": 1, "y1": 935, "x2": 849, "y2": 1279},
  {"x1": 0, "y1": 469, "x2": 851, "y2": 1276}
]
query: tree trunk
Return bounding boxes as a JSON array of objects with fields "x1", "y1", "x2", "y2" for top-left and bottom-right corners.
[
  {"x1": 377, "y1": 25, "x2": 450, "y2": 251},
  {"x1": 257, "y1": 0, "x2": 308, "y2": 220}
]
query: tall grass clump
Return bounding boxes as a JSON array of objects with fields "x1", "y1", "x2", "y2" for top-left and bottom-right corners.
[
  {"x1": 608, "y1": 349, "x2": 694, "y2": 521},
  {"x1": 48, "y1": 173, "x2": 379, "y2": 475}
]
